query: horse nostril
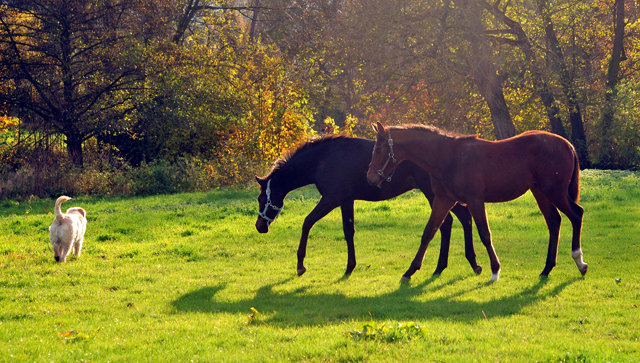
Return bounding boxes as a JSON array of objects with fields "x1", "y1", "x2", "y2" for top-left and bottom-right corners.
[
  {"x1": 255, "y1": 220, "x2": 269, "y2": 234},
  {"x1": 54, "y1": 256, "x2": 60, "y2": 262}
]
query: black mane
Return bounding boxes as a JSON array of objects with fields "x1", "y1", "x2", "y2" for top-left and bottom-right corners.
[{"x1": 266, "y1": 134, "x2": 347, "y2": 177}]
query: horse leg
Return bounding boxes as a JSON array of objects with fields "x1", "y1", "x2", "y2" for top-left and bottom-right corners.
[
  {"x1": 297, "y1": 197, "x2": 338, "y2": 276},
  {"x1": 467, "y1": 203, "x2": 501, "y2": 281},
  {"x1": 414, "y1": 177, "x2": 451, "y2": 275},
  {"x1": 550, "y1": 195, "x2": 587, "y2": 276},
  {"x1": 568, "y1": 201, "x2": 587, "y2": 276},
  {"x1": 403, "y1": 196, "x2": 456, "y2": 280},
  {"x1": 451, "y1": 204, "x2": 481, "y2": 275},
  {"x1": 433, "y1": 212, "x2": 453, "y2": 276},
  {"x1": 531, "y1": 187, "x2": 562, "y2": 277},
  {"x1": 340, "y1": 200, "x2": 357, "y2": 276}
]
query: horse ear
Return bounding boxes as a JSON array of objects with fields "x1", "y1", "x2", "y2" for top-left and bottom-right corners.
[
  {"x1": 374, "y1": 121, "x2": 388, "y2": 139},
  {"x1": 255, "y1": 176, "x2": 266, "y2": 186}
]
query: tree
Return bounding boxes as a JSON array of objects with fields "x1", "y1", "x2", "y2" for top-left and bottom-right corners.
[
  {"x1": 535, "y1": 0, "x2": 589, "y2": 166},
  {"x1": 100, "y1": 4, "x2": 314, "y2": 171},
  {"x1": 597, "y1": 0, "x2": 627, "y2": 167},
  {"x1": 482, "y1": 0, "x2": 569, "y2": 139},
  {"x1": 0, "y1": 0, "x2": 146, "y2": 167},
  {"x1": 453, "y1": 0, "x2": 515, "y2": 139},
  {"x1": 320, "y1": 0, "x2": 518, "y2": 139}
]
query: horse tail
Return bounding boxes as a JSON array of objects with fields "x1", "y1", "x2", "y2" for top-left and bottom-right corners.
[
  {"x1": 568, "y1": 150, "x2": 580, "y2": 203},
  {"x1": 54, "y1": 196, "x2": 72, "y2": 222}
]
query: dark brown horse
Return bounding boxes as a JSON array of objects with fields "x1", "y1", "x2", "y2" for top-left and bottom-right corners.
[
  {"x1": 367, "y1": 122, "x2": 587, "y2": 281},
  {"x1": 255, "y1": 135, "x2": 482, "y2": 277}
]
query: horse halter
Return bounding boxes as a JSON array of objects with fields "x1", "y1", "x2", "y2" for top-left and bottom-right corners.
[
  {"x1": 258, "y1": 179, "x2": 283, "y2": 225},
  {"x1": 369, "y1": 130, "x2": 397, "y2": 183}
]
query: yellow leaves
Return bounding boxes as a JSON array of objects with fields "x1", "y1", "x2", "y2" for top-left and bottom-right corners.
[
  {"x1": 343, "y1": 114, "x2": 361, "y2": 138},
  {"x1": 323, "y1": 117, "x2": 339, "y2": 134},
  {"x1": 224, "y1": 41, "x2": 314, "y2": 165},
  {"x1": 0, "y1": 116, "x2": 19, "y2": 132},
  {"x1": 58, "y1": 329, "x2": 94, "y2": 342},
  {"x1": 246, "y1": 307, "x2": 259, "y2": 324},
  {"x1": 57, "y1": 326, "x2": 101, "y2": 343}
]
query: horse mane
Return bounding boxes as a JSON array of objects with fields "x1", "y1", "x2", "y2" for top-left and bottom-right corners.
[
  {"x1": 392, "y1": 124, "x2": 478, "y2": 140},
  {"x1": 266, "y1": 134, "x2": 347, "y2": 177}
]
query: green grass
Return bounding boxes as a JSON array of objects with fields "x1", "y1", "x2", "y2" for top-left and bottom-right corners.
[{"x1": 1, "y1": 170, "x2": 639, "y2": 362}]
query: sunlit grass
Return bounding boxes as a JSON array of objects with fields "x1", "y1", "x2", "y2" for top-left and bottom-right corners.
[{"x1": 1, "y1": 170, "x2": 639, "y2": 362}]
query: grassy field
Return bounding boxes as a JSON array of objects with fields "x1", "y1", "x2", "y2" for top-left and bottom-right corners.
[{"x1": 1, "y1": 170, "x2": 639, "y2": 362}]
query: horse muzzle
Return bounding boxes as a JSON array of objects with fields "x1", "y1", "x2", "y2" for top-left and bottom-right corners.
[
  {"x1": 255, "y1": 219, "x2": 269, "y2": 233},
  {"x1": 366, "y1": 170, "x2": 383, "y2": 188}
]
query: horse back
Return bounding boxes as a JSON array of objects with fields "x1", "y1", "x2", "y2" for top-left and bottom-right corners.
[
  {"x1": 312, "y1": 137, "x2": 420, "y2": 201},
  {"x1": 449, "y1": 131, "x2": 577, "y2": 203}
]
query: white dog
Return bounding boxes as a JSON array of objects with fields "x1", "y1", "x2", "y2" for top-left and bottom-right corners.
[{"x1": 49, "y1": 196, "x2": 87, "y2": 262}]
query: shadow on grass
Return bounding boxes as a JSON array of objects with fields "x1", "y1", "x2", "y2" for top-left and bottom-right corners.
[{"x1": 172, "y1": 276, "x2": 579, "y2": 326}]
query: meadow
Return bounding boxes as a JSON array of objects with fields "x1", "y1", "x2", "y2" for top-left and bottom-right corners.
[{"x1": 1, "y1": 170, "x2": 639, "y2": 362}]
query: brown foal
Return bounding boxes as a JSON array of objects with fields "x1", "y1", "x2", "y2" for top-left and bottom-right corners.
[{"x1": 367, "y1": 122, "x2": 587, "y2": 281}]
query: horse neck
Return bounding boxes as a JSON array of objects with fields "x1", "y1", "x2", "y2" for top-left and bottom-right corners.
[
  {"x1": 268, "y1": 159, "x2": 316, "y2": 195},
  {"x1": 395, "y1": 129, "x2": 451, "y2": 175}
]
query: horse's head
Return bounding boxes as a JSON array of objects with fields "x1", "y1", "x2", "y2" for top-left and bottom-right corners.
[
  {"x1": 367, "y1": 122, "x2": 397, "y2": 188},
  {"x1": 255, "y1": 176, "x2": 284, "y2": 233}
]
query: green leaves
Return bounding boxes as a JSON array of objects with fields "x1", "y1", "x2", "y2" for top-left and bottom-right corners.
[{"x1": 345, "y1": 321, "x2": 427, "y2": 342}]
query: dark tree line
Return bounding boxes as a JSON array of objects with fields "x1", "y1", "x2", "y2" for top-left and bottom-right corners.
[{"x1": 1, "y1": 0, "x2": 640, "y2": 173}]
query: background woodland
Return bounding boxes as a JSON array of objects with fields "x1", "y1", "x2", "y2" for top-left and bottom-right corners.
[{"x1": 1, "y1": 0, "x2": 639, "y2": 198}]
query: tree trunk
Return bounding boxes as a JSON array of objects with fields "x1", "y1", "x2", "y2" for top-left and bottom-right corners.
[
  {"x1": 249, "y1": 0, "x2": 261, "y2": 41},
  {"x1": 537, "y1": 0, "x2": 589, "y2": 167},
  {"x1": 458, "y1": 0, "x2": 515, "y2": 140},
  {"x1": 538, "y1": 83, "x2": 569, "y2": 138},
  {"x1": 598, "y1": 0, "x2": 626, "y2": 168},
  {"x1": 66, "y1": 132, "x2": 84, "y2": 168},
  {"x1": 477, "y1": 73, "x2": 516, "y2": 140},
  {"x1": 173, "y1": 0, "x2": 201, "y2": 44}
]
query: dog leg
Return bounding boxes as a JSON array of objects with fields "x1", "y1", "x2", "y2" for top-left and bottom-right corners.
[
  {"x1": 74, "y1": 239, "x2": 83, "y2": 257},
  {"x1": 60, "y1": 242, "x2": 74, "y2": 262}
]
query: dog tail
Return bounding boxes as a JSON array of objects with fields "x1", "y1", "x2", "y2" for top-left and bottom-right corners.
[{"x1": 54, "y1": 196, "x2": 72, "y2": 222}]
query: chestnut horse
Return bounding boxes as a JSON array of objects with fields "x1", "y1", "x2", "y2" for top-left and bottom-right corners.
[
  {"x1": 255, "y1": 135, "x2": 482, "y2": 277},
  {"x1": 367, "y1": 122, "x2": 587, "y2": 281}
]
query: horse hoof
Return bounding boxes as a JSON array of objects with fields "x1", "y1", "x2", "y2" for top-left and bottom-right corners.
[
  {"x1": 297, "y1": 267, "x2": 307, "y2": 276},
  {"x1": 474, "y1": 265, "x2": 483, "y2": 275},
  {"x1": 490, "y1": 271, "x2": 500, "y2": 282},
  {"x1": 400, "y1": 276, "x2": 411, "y2": 283},
  {"x1": 579, "y1": 264, "x2": 588, "y2": 276}
]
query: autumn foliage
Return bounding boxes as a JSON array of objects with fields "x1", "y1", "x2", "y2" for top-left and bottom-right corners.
[{"x1": 1, "y1": 0, "x2": 640, "y2": 198}]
